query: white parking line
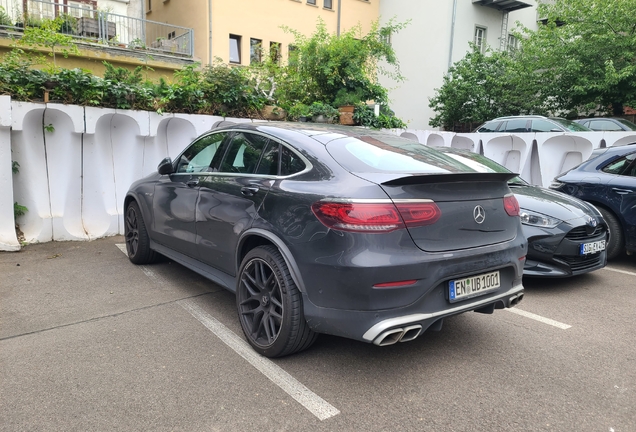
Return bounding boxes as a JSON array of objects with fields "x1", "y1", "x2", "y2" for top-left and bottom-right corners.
[
  {"x1": 505, "y1": 308, "x2": 572, "y2": 330},
  {"x1": 115, "y1": 244, "x2": 340, "y2": 421},
  {"x1": 603, "y1": 267, "x2": 636, "y2": 277},
  {"x1": 180, "y1": 299, "x2": 340, "y2": 421},
  {"x1": 116, "y1": 244, "x2": 167, "y2": 283}
]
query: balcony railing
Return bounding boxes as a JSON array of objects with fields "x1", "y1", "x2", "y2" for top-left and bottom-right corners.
[
  {"x1": 472, "y1": 0, "x2": 533, "y2": 12},
  {"x1": 0, "y1": 0, "x2": 194, "y2": 58}
]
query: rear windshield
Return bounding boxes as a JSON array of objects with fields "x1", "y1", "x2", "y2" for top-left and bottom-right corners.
[
  {"x1": 476, "y1": 121, "x2": 502, "y2": 132},
  {"x1": 616, "y1": 118, "x2": 636, "y2": 131},
  {"x1": 326, "y1": 135, "x2": 488, "y2": 174},
  {"x1": 439, "y1": 150, "x2": 528, "y2": 185},
  {"x1": 550, "y1": 118, "x2": 590, "y2": 132}
]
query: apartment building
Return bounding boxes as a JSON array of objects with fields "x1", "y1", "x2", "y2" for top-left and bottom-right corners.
[
  {"x1": 380, "y1": 0, "x2": 541, "y2": 130},
  {"x1": 144, "y1": 0, "x2": 379, "y2": 65}
]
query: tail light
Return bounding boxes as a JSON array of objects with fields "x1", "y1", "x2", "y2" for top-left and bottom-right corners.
[
  {"x1": 503, "y1": 194, "x2": 520, "y2": 217},
  {"x1": 311, "y1": 200, "x2": 441, "y2": 233}
]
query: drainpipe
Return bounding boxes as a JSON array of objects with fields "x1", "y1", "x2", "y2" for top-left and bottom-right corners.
[
  {"x1": 448, "y1": 0, "x2": 458, "y2": 69},
  {"x1": 208, "y1": 0, "x2": 213, "y2": 64},
  {"x1": 337, "y1": 0, "x2": 342, "y2": 36}
]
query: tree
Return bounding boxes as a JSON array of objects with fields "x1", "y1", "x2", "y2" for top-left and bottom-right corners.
[
  {"x1": 428, "y1": 46, "x2": 546, "y2": 130},
  {"x1": 18, "y1": 17, "x2": 79, "y2": 67},
  {"x1": 279, "y1": 18, "x2": 408, "y2": 107},
  {"x1": 517, "y1": 0, "x2": 636, "y2": 115}
]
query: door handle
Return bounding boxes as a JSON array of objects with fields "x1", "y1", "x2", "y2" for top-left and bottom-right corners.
[
  {"x1": 241, "y1": 186, "x2": 260, "y2": 196},
  {"x1": 186, "y1": 178, "x2": 200, "y2": 188},
  {"x1": 612, "y1": 188, "x2": 633, "y2": 195}
]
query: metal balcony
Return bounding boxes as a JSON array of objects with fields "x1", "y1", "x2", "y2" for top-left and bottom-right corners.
[
  {"x1": 0, "y1": 0, "x2": 194, "y2": 58},
  {"x1": 472, "y1": 0, "x2": 533, "y2": 12}
]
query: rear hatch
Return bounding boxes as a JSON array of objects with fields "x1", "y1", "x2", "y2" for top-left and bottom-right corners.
[
  {"x1": 377, "y1": 173, "x2": 518, "y2": 252},
  {"x1": 325, "y1": 135, "x2": 520, "y2": 253}
]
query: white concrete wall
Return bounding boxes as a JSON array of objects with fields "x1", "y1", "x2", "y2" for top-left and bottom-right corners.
[
  {"x1": 0, "y1": 96, "x2": 19, "y2": 251},
  {"x1": 379, "y1": 1, "x2": 540, "y2": 130},
  {"x1": 392, "y1": 128, "x2": 636, "y2": 188},
  {"x1": 2, "y1": 97, "x2": 634, "y2": 251},
  {"x1": 1, "y1": 98, "x2": 261, "y2": 251}
]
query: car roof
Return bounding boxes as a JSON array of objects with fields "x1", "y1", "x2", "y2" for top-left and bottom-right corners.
[{"x1": 208, "y1": 121, "x2": 416, "y2": 146}]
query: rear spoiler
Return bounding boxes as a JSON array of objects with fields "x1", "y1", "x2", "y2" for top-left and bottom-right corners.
[{"x1": 380, "y1": 172, "x2": 518, "y2": 186}]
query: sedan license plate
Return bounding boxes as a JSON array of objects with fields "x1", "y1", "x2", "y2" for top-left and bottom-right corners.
[
  {"x1": 580, "y1": 240, "x2": 606, "y2": 255},
  {"x1": 449, "y1": 271, "x2": 500, "y2": 303}
]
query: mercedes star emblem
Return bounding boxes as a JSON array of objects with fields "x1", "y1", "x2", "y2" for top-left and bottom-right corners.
[{"x1": 473, "y1": 206, "x2": 486, "y2": 224}]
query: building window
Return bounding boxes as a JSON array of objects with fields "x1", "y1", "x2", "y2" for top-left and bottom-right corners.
[
  {"x1": 474, "y1": 26, "x2": 487, "y2": 53},
  {"x1": 307, "y1": 0, "x2": 316, "y2": 5},
  {"x1": 324, "y1": 0, "x2": 333, "y2": 8},
  {"x1": 146, "y1": 0, "x2": 151, "y2": 12},
  {"x1": 250, "y1": 38, "x2": 262, "y2": 64},
  {"x1": 270, "y1": 42, "x2": 281, "y2": 63},
  {"x1": 507, "y1": 34, "x2": 519, "y2": 52},
  {"x1": 288, "y1": 44, "x2": 298, "y2": 66},
  {"x1": 229, "y1": 34, "x2": 241, "y2": 64}
]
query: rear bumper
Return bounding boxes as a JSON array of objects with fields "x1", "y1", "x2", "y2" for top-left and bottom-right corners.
[{"x1": 301, "y1": 283, "x2": 524, "y2": 344}]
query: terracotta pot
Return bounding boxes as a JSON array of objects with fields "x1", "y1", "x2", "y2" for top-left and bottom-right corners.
[
  {"x1": 338, "y1": 105, "x2": 355, "y2": 125},
  {"x1": 261, "y1": 105, "x2": 286, "y2": 121}
]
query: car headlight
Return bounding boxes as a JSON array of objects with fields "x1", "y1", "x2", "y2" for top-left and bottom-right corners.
[
  {"x1": 519, "y1": 209, "x2": 562, "y2": 228},
  {"x1": 549, "y1": 180, "x2": 564, "y2": 190}
]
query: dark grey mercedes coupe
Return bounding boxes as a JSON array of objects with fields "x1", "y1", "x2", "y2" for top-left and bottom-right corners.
[{"x1": 124, "y1": 123, "x2": 527, "y2": 357}]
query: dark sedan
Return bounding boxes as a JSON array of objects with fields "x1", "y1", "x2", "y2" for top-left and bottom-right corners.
[
  {"x1": 124, "y1": 123, "x2": 526, "y2": 357},
  {"x1": 551, "y1": 144, "x2": 636, "y2": 259},
  {"x1": 436, "y1": 148, "x2": 607, "y2": 277},
  {"x1": 575, "y1": 117, "x2": 636, "y2": 132}
]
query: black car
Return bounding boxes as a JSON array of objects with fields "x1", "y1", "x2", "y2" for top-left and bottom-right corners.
[
  {"x1": 575, "y1": 117, "x2": 636, "y2": 132},
  {"x1": 551, "y1": 144, "x2": 636, "y2": 259},
  {"x1": 436, "y1": 148, "x2": 608, "y2": 277},
  {"x1": 124, "y1": 123, "x2": 526, "y2": 357},
  {"x1": 475, "y1": 115, "x2": 591, "y2": 133}
]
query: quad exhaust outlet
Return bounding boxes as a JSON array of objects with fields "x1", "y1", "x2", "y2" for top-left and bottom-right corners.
[{"x1": 373, "y1": 325, "x2": 423, "y2": 346}]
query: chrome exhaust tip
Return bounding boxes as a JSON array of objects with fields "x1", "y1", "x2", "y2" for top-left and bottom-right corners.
[
  {"x1": 374, "y1": 328, "x2": 404, "y2": 346},
  {"x1": 399, "y1": 325, "x2": 423, "y2": 342}
]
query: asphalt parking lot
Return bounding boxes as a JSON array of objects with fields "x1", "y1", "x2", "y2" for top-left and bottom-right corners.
[{"x1": 1, "y1": 236, "x2": 635, "y2": 431}]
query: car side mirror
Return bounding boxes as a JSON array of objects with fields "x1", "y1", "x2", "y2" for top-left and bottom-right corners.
[{"x1": 157, "y1": 157, "x2": 175, "y2": 175}]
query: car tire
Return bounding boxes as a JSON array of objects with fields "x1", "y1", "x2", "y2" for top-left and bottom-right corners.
[
  {"x1": 124, "y1": 201, "x2": 157, "y2": 265},
  {"x1": 236, "y1": 246, "x2": 317, "y2": 358},
  {"x1": 598, "y1": 207, "x2": 624, "y2": 259}
]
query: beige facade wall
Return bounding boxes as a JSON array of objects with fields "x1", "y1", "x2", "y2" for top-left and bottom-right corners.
[{"x1": 146, "y1": 0, "x2": 379, "y2": 65}]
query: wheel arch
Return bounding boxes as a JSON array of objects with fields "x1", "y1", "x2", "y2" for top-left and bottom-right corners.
[{"x1": 236, "y1": 229, "x2": 306, "y2": 293}]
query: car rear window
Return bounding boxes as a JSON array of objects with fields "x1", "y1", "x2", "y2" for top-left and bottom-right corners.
[{"x1": 326, "y1": 136, "x2": 482, "y2": 174}]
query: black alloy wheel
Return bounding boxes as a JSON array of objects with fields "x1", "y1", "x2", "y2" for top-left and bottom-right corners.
[
  {"x1": 124, "y1": 201, "x2": 156, "y2": 264},
  {"x1": 237, "y1": 246, "x2": 317, "y2": 358}
]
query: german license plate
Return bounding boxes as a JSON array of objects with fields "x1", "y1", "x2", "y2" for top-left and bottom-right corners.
[
  {"x1": 580, "y1": 240, "x2": 606, "y2": 255},
  {"x1": 449, "y1": 271, "x2": 500, "y2": 303}
]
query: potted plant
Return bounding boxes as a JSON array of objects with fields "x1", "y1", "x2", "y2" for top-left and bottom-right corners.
[
  {"x1": 288, "y1": 103, "x2": 311, "y2": 122},
  {"x1": 333, "y1": 90, "x2": 364, "y2": 125},
  {"x1": 309, "y1": 102, "x2": 339, "y2": 123},
  {"x1": 260, "y1": 105, "x2": 286, "y2": 121}
]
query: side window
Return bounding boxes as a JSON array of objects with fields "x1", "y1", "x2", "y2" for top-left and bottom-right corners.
[
  {"x1": 531, "y1": 119, "x2": 558, "y2": 132},
  {"x1": 280, "y1": 146, "x2": 306, "y2": 176},
  {"x1": 503, "y1": 119, "x2": 528, "y2": 133},
  {"x1": 591, "y1": 120, "x2": 622, "y2": 131},
  {"x1": 602, "y1": 153, "x2": 636, "y2": 175},
  {"x1": 220, "y1": 132, "x2": 270, "y2": 174},
  {"x1": 176, "y1": 133, "x2": 227, "y2": 173},
  {"x1": 256, "y1": 141, "x2": 280, "y2": 175}
]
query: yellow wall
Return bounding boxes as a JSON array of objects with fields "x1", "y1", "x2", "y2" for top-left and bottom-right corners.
[
  {"x1": 0, "y1": 38, "x2": 189, "y2": 81},
  {"x1": 146, "y1": 0, "x2": 379, "y2": 64}
]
